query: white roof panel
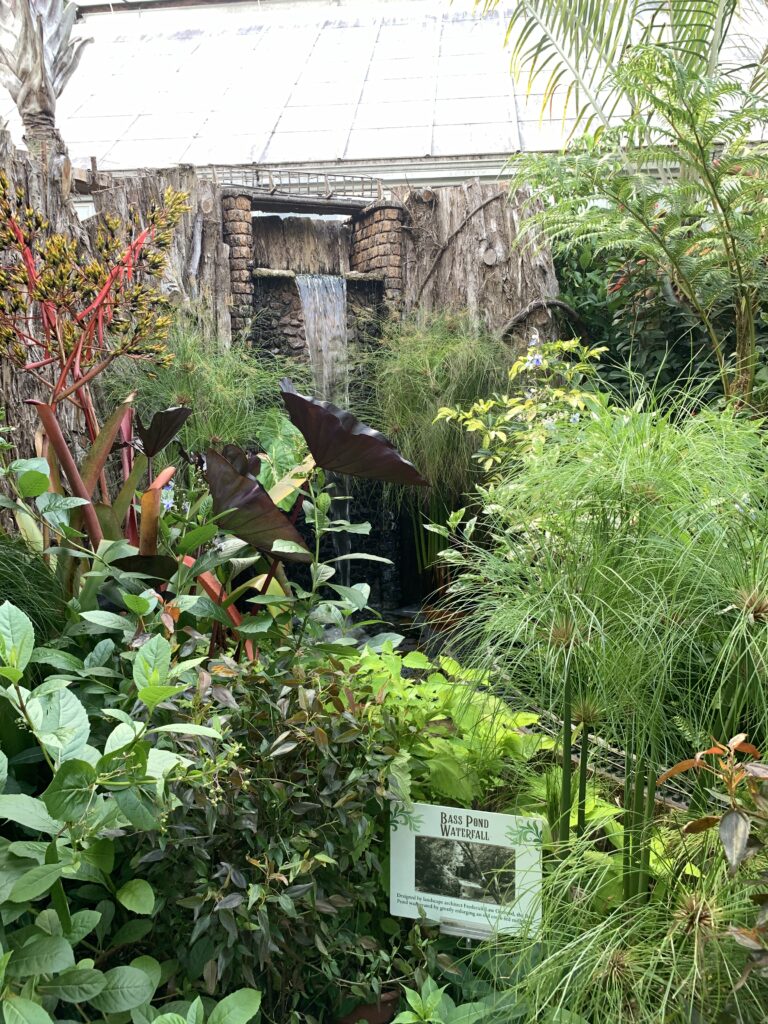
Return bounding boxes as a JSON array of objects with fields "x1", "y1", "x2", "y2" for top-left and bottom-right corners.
[{"x1": 0, "y1": 0, "x2": 763, "y2": 178}]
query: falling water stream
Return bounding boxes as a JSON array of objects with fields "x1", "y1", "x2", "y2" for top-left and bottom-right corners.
[{"x1": 295, "y1": 274, "x2": 351, "y2": 587}]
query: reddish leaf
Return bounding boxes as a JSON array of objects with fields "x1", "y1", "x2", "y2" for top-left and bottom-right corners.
[
  {"x1": 682, "y1": 816, "x2": 720, "y2": 835},
  {"x1": 205, "y1": 448, "x2": 311, "y2": 563},
  {"x1": 696, "y1": 745, "x2": 725, "y2": 759},
  {"x1": 734, "y1": 742, "x2": 762, "y2": 758},
  {"x1": 136, "y1": 407, "x2": 192, "y2": 457},
  {"x1": 280, "y1": 378, "x2": 428, "y2": 487},
  {"x1": 656, "y1": 759, "x2": 699, "y2": 786}
]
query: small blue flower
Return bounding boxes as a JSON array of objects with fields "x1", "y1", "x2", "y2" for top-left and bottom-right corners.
[
  {"x1": 570, "y1": 413, "x2": 580, "y2": 424},
  {"x1": 525, "y1": 354, "x2": 543, "y2": 369},
  {"x1": 161, "y1": 484, "x2": 174, "y2": 512}
]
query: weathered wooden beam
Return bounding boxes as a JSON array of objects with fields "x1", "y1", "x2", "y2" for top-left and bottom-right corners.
[
  {"x1": 252, "y1": 267, "x2": 296, "y2": 279},
  {"x1": 221, "y1": 186, "x2": 369, "y2": 216}
]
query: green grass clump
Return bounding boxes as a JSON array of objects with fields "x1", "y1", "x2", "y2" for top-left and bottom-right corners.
[
  {"x1": 102, "y1": 324, "x2": 310, "y2": 462},
  {"x1": 0, "y1": 536, "x2": 65, "y2": 642},
  {"x1": 360, "y1": 312, "x2": 515, "y2": 508},
  {"x1": 481, "y1": 833, "x2": 768, "y2": 1023},
  {"x1": 444, "y1": 391, "x2": 768, "y2": 766}
]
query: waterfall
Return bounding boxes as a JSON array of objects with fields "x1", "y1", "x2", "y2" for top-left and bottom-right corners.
[
  {"x1": 295, "y1": 274, "x2": 348, "y2": 406},
  {"x1": 295, "y1": 274, "x2": 351, "y2": 587}
]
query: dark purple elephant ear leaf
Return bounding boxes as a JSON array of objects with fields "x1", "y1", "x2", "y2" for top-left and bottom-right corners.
[
  {"x1": 279, "y1": 379, "x2": 428, "y2": 487},
  {"x1": 222, "y1": 444, "x2": 261, "y2": 479},
  {"x1": 205, "y1": 448, "x2": 311, "y2": 563},
  {"x1": 136, "y1": 407, "x2": 193, "y2": 458}
]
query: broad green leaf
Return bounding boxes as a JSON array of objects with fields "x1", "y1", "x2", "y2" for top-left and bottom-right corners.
[
  {"x1": 131, "y1": 954, "x2": 161, "y2": 988},
  {"x1": 150, "y1": 724, "x2": 220, "y2": 738},
  {"x1": 207, "y1": 989, "x2": 263, "y2": 1024},
  {"x1": 42, "y1": 759, "x2": 97, "y2": 820},
  {"x1": 17, "y1": 470, "x2": 50, "y2": 499},
  {"x1": 177, "y1": 522, "x2": 218, "y2": 555},
  {"x1": 80, "y1": 610, "x2": 132, "y2": 631},
  {"x1": 113, "y1": 788, "x2": 160, "y2": 831},
  {"x1": 28, "y1": 648, "x2": 83, "y2": 672},
  {"x1": 153, "y1": 1016, "x2": 187, "y2": 1024},
  {"x1": 0, "y1": 601, "x2": 35, "y2": 670},
  {"x1": 234, "y1": 618, "x2": 273, "y2": 637},
  {"x1": 30, "y1": 688, "x2": 90, "y2": 762},
  {"x1": 187, "y1": 997, "x2": 204, "y2": 1024},
  {"x1": 133, "y1": 635, "x2": 171, "y2": 689},
  {"x1": 38, "y1": 967, "x2": 107, "y2": 1003},
  {"x1": 136, "y1": 685, "x2": 186, "y2": 714},
  {"x1": 104, "y1": 720, "x2": 145, "y2": 755},
  {"x1": 0, "y1": 795, "x2": 62, "y2": 835},
  {"x1": 403, "y1": 651, "x2": 432, "y2": 670},
  {"x1": 10, "y1": 457, "x2": 49, "y2": 476},
  {"x1": 6, "y1": 935, "x2": 75, "y2": 977},
  {"x1": 122, "y1": 594, "x2": 152, "y2": 616},
  {"x1": 66, "y1": 908, "x2": 102, "y2": 944},
  {"x1": 271, "y1": 539, "x2": 308, "y2": 554},
  {"x1": 2, "y1": 996, "x2": 55, "y2": 1024},
  {"x1": 117, "y1": 879, "x2": 155, "y2": 915},
  {"x1": 328, "y1": 584, "x2": 369, "y2": 611},
  {"x1": 35, "y1": 493, "x2": 88, "y2": 531},
  {"x1": 8, "y1": 863, "x2": 65, "y2": 903},
  {"x1": 88, "y1": 965, "x2": 156, "y2": 1013}
]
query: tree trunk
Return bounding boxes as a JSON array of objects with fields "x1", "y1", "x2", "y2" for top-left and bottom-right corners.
[
  {"x1": 397, "y1": 179, "x2": 558, "y2": 347},
  {"x1": 91, "y1": 167, "x2": 231, "y2": 348}
]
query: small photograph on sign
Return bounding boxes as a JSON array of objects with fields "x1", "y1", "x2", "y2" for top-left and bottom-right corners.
[
  {"x1": 390, "y1": 802, "x2": 543, "y2": 939},
  {"x1": 415, "y1": 836, "x2": 515, "y2": 904}
]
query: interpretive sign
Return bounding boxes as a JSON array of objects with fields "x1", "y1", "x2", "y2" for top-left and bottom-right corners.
[{"x1": 390, "y1": 802, "x2": 543, "y2": 939}]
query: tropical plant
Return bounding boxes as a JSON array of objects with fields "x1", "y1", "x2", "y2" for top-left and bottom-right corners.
[
  {"x1": 436, "y1": 336, "x2": 605, "y2": 478},
  {"x1": 0, "y1": 0, "x2": 90, "y2": 145},
  {"x1": 440, "y1": 389, "x2": 768, "y2": 768},
  {"x1": 508, "y1": 49, "x2": 768, "y2": 403},
  {"x1": 489, "y1": 832, "x2": 768, "y2": 1022},
  {"x1": 392, "y1": 976, "x2": 492, "y2": 1024},
  {"x1": 482, "y1": 0, "x2": 764, "y2": 135}
]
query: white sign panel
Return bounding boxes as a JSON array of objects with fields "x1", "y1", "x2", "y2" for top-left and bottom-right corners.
[{"x1": 390, "y1": 802, "x2": 543, "y2": 939}]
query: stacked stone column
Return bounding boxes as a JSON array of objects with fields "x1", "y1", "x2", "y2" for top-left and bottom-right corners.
[
  {"x1": 222, "y1": 195, "x2": 254, "y2": 338},
  {"x1": 350, "y1": 204, "x2": 404, "y2": 310}
]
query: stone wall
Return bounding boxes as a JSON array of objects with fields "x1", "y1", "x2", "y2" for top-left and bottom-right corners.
[
  {"x1": 349, "y1": 203, "x2": 405, "y2": 309},
  {"x1": 252, "y1": 277, "x2": 305, "y2": 356},
  {"x1": 251, "y1": 275, "x2": 385, "y2": 360}
]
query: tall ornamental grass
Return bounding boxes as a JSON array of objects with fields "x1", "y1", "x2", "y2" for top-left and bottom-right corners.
[{"x1": 444, "y1": 396, "x2": 768, "y2": 766}]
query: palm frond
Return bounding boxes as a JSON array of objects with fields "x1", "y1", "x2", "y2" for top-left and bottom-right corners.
[{"x1": 480, "y1": 0, "x2": 751, "y2": 135}]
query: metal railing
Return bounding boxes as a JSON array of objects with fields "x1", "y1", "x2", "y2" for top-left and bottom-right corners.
[{"x1": 197, "y1": 165, "x2": 385, "y2": 201}]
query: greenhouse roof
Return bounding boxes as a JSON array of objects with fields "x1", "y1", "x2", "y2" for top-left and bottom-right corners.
[{"x1": 0, "y1": 0, "x2": 766, "y2": 183}]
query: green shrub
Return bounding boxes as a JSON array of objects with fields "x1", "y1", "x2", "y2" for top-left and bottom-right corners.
[{"x1": 0, "y1": 536, "x2": 65, "y2": 641}]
